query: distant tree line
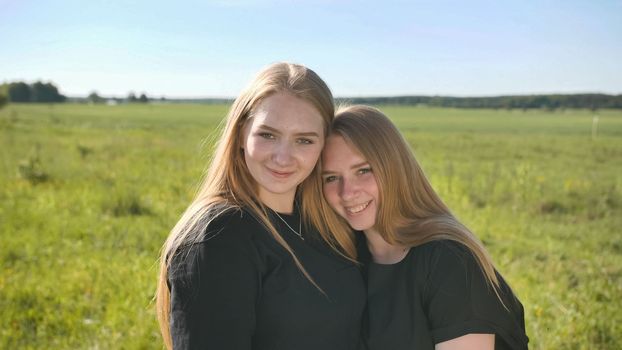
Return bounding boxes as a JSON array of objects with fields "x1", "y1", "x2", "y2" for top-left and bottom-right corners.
[
  {"x1": 1, "y1": 81, "x2": 66, "y2": 103},
  {"x1": 337, "y1": 94, "x2": 622, "y2": 110},
  {"x1": 85, "y1": 91, "x2": 150, "y2": 104},
  {"x1": 1, "y1": 80, "x2": 620, "y2": 110},
  {"x1": 0, "y1": 81, "x2": 153, "y2": 106}
]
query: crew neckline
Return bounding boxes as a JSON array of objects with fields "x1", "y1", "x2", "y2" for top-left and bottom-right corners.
[
  {"x1": 369, "y1": 247, "x2": 413, "y2": 267},
  {"x1": 268, "y1": 201, "x2": 300, "y2": 218}
]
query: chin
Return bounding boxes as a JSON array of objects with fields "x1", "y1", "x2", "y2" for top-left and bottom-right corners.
[{"x1": 347, "y1": 220, "x2": 375, "y2": 232}]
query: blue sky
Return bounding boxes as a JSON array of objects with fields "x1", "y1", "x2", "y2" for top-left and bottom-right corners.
[{"x1": 1, "y1": 0, "x2": 620, "y2": 98}]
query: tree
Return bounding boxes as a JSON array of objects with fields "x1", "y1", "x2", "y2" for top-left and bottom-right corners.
[
  {"x1": 138, "y1": 93, "x2": 148, "y2": 103},
  {"x1": 30, "y1": 81, "x2": 65, "y2": 102},
  {"x1": 127, "y1": 92, "x2": 137, "y2": 103},
  {"x1": 0, "y1": 83, "x2": 7, "y2": 109},
  {"x1": 87, "y1": 91, "x2": 103, "y2": 104},
  {"x1": 8, "y1": 82, "x2": 31, "y2": 102}
]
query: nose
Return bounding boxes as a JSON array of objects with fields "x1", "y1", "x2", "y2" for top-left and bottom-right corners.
[
  {"x1": 340, "y1": 178, "x2": 360, "y2": 201},
  {"x1": 272, "y1": 140, "x2": 294, "y2": 167}
]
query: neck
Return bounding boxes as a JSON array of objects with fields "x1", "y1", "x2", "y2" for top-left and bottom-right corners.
[
  {"x1": 259, "y1": 189, "x2": 295, "y2": 214},
  {"x1": 363, "y1": 229, "x2": 410, "y2": 264}
]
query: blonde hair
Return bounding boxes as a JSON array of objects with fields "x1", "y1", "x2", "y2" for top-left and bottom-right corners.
[
  {"x1": 156, "y1": 62, "x2": 342, "y2": 349},
  {"x1": 321, "y1": 105, "x2": 502, "y2": 293}
]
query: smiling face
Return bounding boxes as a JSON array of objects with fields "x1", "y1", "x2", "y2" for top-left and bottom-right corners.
[
  {"x1": 322, "y1": 134, "x2": 379, "y2": 232},
  {"x1": 242, "y1": 92, "x2": 325, "y2": 212}
]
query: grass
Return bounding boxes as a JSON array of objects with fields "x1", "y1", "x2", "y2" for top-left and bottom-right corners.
[{"x1": 1, "y1": 103, "x2": 621, "y2": 349}]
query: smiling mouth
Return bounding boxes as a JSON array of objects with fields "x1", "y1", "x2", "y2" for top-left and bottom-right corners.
[
  {"x1": 346, "y1": 200, "x2": 372, "y2": 214},
  {"x1": 268, "y1": 168, "x2": 295, "y2": 178}
]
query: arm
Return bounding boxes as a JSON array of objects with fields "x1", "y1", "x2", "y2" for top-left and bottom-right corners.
[
  {"x1": 168, "y1": 226, "x2": 260, "y2": 349},
  {"x1": 436, "y1": 333, "x2": 494, "y2": 350}
]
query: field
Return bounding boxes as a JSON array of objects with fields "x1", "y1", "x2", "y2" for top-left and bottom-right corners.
[{"x1": 1, "y1": 103, "x2": 621, "y2": 349}]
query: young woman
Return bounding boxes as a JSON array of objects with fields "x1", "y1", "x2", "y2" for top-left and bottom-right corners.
[
  {"x1": 156, "y1": 63, "x2": 365, "y2": 350},
  {"x1": 321, "y1": 105, "x2": 529, "y2": 350}
]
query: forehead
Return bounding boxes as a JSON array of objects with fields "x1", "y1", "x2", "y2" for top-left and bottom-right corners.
[
  {"x1": 248, "y1": 92, "x2": 324, "y2": 133},
  {"x1": 322, "y1": 135, "x2": 366, "y2": 167}
]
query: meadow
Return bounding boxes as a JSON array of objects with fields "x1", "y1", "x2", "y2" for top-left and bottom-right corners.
[{"x1": 1, "y1": 103, "x2": 620, "y2": 349}]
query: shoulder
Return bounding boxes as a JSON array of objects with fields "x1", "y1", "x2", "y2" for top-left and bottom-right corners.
[
  {"x1": 412, "y1": 240, "x2": 487, "y2": 304},
  {"x1": 415, "y1": 239, "x2": 471, "y2": 257},
  {"x1": 196, "y1": 207, "x2": 249, "y2": 242},
  {"x1": 167, "y1": 207, "x2": 266, "y2": 322},
  {"x1": 168, "y1": 206, "x2": 266, "y2": 278},
  {"x1": 191, "y1": 205, "x2": 271, "y2": 246},
  {"x1": 415, "y1": 241, "x2": 529, "y2": 348},
  {"x1": 412, "y1": 239, "x2": 475, "y2": 275}
]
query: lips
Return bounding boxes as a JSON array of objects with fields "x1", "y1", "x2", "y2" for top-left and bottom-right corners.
[
  {"x1": 345, "y1": 200, "x2": 372, "y2": 214},
  {"x1": 267, "y1": 167, "x2": 295, "y2": 178}
]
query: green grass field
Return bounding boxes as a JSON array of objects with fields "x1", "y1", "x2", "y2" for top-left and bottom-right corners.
[{"x1": 1, "y1": 103, "x2": 621, "y2": 349}]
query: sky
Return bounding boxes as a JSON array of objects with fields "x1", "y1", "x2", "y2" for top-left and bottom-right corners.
[{"x1": 1, "y1": 0, "x2": 621, "y2": 98}]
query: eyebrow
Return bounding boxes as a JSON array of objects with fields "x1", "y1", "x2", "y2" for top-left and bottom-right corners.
[
  {"x1": 322, "y1": 161, "x2": 369, "y2": 175},
  {"x1": 258, "y1": 124, "x2": 320, "y2": 138}
]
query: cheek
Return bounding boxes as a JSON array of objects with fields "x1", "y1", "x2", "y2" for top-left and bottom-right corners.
[
  {"x1": 362, "y1": 174, "x2": 380, "y2": 197},
  {"x1": 323, "y1": 185, "x2": 341, "y2": 210},
  {"x1": 299, "y1": 145, "x2": 323, "y2": 167},
  {"x1": 245, "y1": 138, "x2": 270, "y2": 158}
]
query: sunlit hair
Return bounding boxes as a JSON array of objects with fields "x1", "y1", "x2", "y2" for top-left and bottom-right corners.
[
  {"x1": 155, "y1": 62, "x2": 349, "y2": 349},
  {"x1": 321, "y1": 105, "x2": 503, "y2": 295}
]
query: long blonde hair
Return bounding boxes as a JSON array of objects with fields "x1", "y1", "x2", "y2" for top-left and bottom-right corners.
[
  {"x1": 156, "y1": 62, "x2": 347, "y2": 349},
  {"x1": 321, "y1": 105, "x2": 502, "y2": 292}
]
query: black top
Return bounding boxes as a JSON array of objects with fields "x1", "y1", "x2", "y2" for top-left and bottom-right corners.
[
  {"x1": 361, "y1": 240, "x2": 529, "y2": 350},
  {"x1": 167, "y1": 206, "x2": 366, "y2": 350}
]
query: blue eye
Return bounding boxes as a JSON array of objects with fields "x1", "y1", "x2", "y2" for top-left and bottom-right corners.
[
  {"x1": 258, "y1": 132, "x2": 275, "y2": 139},
  {"x1": 297, "y1": 138, "x2": 313, "y2": 145},
  {"x1": 323, "y1": 175, "x2": 338, "y2": 183}
]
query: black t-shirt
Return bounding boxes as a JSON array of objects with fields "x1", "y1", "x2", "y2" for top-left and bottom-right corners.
[
  {"x1": 361, "y1": 240, "x2": 529, "y2": 350},
  {"x1": 167, "y1": 206, "x2": 366, "y2": 350}
]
